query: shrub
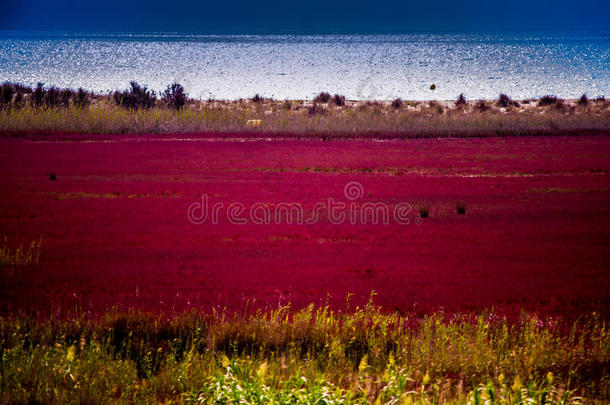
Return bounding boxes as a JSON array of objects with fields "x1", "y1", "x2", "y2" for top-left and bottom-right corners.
[
  {"x1": 578, "y1": 94, "x2": 589, "y2": 106},
  {"x1": 161, "y1": 83, "x2": 187, "y2": 110},
  {"x1": 476, "y1": 100, "x2": 490, "y2": 112},
  {"x1": 251, "y1": 94, "x2": 263, "y2": 103},
  {"x1": 314, "y1": 92, "x2": 331, "y2": 103},
  {"x1": 32, "y1": 82, "x2": 45, "y2": 108},
  {"x1": 73, "y1": 88, "x2": 90, "y2": 109},
  {"x1": 59, "y1": 89, "x2": 72, "y2": 108},
  {"x1": 455, "y1": 93, "x2": 467, "y2": 106},
  {"x1": 0, "y1": 83, "x2": 14, "y2": 108},
  {"x1": 0, "y1": 82, "x2": 29, "y2": 109},
  {"x1": 308, "y1": 103, "x2": 326, "y2": 116},
  {"x1": 44, "y1": 87, "x2": 61, "y2": 108},
  {"x1": 595, "y1": 96, "x2": 606, "y2": 102},
  {"x1": 13, "y1": 91, "x2": 24, "y2": 108},
  {"x1": 391, "y1": 98, "x2": 403, "y2": 109},
  {"x1": 332, "y1": 94, "x2": 346, "y2": 106},
  {"x1": 456, "y1": 202, "x2": 466, "y2": 214},
  {"x1": 497, "y1": 94, "x2": 518, "y2": 108},
  {"x1": 114, "y1": 81, "x2": 156, "y2": 109},
  {"x1": 429, "y1": 84, "x2": 436, "y2": 90},
  {"x1": 49, "y1": 172, "x2": 57, "y2": 181},
  {"x1": 538, "y1": 95, "x2": 560, "y2": 107}
]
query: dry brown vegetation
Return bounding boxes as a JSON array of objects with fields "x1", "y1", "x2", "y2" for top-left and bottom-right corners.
[{"x1": 0, "y1": 93, "x2": 608, "y2": 137}]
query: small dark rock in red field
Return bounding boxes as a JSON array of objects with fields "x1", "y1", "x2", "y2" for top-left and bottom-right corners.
[{"x1": 457, "y1": 203, "x2": 466, "y2": 214}]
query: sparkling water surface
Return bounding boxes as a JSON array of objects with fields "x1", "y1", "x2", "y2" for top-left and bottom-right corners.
[{"x1": 0, "y1": 31, "x2": 608, "y2": 100}]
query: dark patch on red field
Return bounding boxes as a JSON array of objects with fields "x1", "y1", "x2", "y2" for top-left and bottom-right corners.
[{"x1": 0, "y1": 135, "x2": 609, "y2": 317}]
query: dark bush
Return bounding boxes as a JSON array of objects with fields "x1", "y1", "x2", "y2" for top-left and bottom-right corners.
[
  {"x1": 73, "y1": 88, "x2": 90, "y2": 109},
  {"x1": 59, "y1": 89, "x2": 72, "y2": 108},
  {"x1": 314, "y1": 92, "x2": 331, "y2": 103},
  {"x1": 0, "y1": 83, "x2": 14, "y2": 108},
  {"x1": 429, "y1": 84, "x2": 436, "y2": 91},
  {"x1": 8, "y1": 83, "x2": 33, "y2": 95},
  {"x1": 49, "y1": 172, "x2": 57, "y2": 181},
  {"x1": 332, "y1": 94, "x2": 346, "y2": 106},
  {"x1": 114, "y1": 81, "x2": 156, "y2": 109},
  {"x1": 32, "y1": 82, "x2": 45, "y2": 108},
  {"x1": 44, "y1": 86, "x2": 61, "y2": 108},
  {"x1": 476, "y1": 100, "x2": 490, "y2": 112},
  {"x1": 578, "y1": 94, "x2": 589, "y2": 106},
  {"x1": 595, "y1": 96, "x2": 606, "y2": 102},
  {"x1": 497, "y1": 94, "x2": 518, "y2": 108},
  {"x1": 538, "y1": 95, "x2": 560, "y2": 107},
  {"x1": 455, "y1": 93, "x2": 467, "y2": 106},
  {"x1": 391, "y1": 98, "x2": 403, "y2": 109},
  {"x1": 251, "y1": 94, "x2": 263, "y2": 103},
  {"x1": 308, "y1": 103, "x2": 327, "y2": 116},
  {"x1": 419, "y1": 207, "x2": 429, "y2": 218},
  {"x1": 161, "y1": 83, "x2": 187, "y2": 110},
  {"x1": 13, "y1": 91, "x2": 24, "y2": 108}
]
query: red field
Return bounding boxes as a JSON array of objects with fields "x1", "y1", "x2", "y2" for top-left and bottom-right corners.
[{"x1": 1, "y1": 134, "x2": 609, "y2": 317}]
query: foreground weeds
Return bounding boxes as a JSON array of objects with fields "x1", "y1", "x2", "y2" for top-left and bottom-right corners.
[{"x1": 1, "y1": 298, "x2": 608, "y2": 403}]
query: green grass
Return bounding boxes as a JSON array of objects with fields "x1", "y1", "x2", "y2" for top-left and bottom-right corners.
[
  {"x1": 0, "y1": 98, "x2": 608, "y2": 137},
  {"x1": 1, "y1": 296, "x2": 608, "y2": 403}
]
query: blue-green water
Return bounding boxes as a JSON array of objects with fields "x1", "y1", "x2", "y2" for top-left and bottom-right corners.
[{"x1": 0, "y1": 31, "x2": 608, "y2": 100}]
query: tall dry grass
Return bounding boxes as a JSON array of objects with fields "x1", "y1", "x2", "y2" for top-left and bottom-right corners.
[{"x1": 0, "y1": 98, "x2": 608, "y2": 137}]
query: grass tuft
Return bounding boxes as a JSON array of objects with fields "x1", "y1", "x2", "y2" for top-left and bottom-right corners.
[{"x1": 0, "y1": 235, "x2": 42, "y2": 271}]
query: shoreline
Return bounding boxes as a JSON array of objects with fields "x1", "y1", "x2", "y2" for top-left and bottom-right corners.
[{"x1": 1, "y1": 82, "x2": 607, "y2": 136}]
